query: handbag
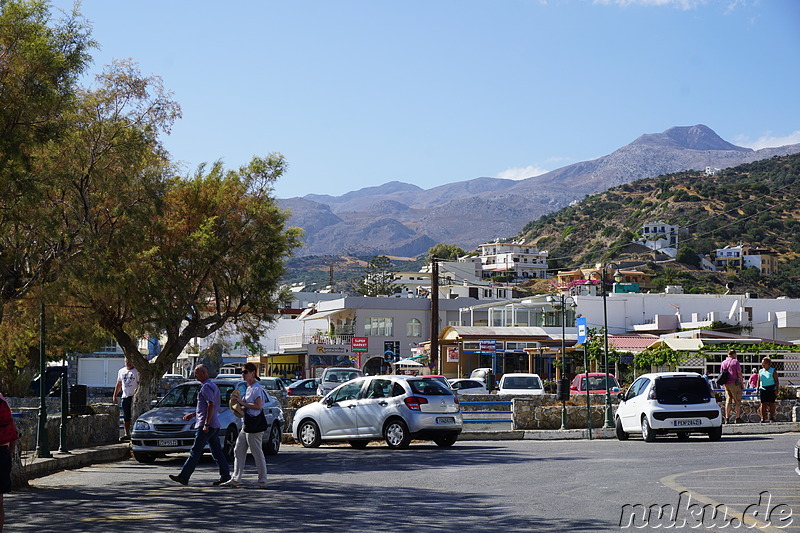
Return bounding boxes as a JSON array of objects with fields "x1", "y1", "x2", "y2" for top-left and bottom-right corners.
[
  {"x1": 717, "y1": 367, "x2": 730, "y2": 386},
  {"x1": 243, "y1": 409, "x2": 268, "y2": 433}
]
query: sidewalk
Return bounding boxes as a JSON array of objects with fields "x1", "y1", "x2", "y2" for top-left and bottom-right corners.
[{"x1": 17, "y1": 422, "x2": 799, "y2": 483}]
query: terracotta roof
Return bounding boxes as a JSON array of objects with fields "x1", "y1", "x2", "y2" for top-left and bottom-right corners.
[{"x1": 607, "y1": 335, "x2": 659, "y2": 352}]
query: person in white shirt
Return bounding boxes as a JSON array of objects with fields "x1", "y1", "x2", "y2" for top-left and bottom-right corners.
[
  {"x1": 113, "y1": 361, "x2": 140, "y2": 441},
  {"x1": 222, "y1": 362, "x2": 268, "y2": 488}
]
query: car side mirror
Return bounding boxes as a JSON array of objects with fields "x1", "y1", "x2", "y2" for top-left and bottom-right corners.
[
  {"x1": 324, "y1": 397, "x2": 334, "y2": 407},
  {"x1": 617, "y1": 392, "x2": 626, "y2": 401},
  {"x1": 570, "y1": 385, "x2": 577, "y2": 391},
  {"x1": 150, "y1": 399, "x2": 158, "y2": 407}
]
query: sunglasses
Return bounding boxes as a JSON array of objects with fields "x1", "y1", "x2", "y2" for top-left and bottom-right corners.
[{"x1": 241, "y1": 369, "x2": 251, "y2": 374}]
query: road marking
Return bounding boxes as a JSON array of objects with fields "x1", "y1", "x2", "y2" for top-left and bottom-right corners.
[
  {"x1": 661, "y1": 465, "x2": 793, "y2": 532},
  {"x1": 82, "y1": 510, "x2": 168, "y2": 522}
]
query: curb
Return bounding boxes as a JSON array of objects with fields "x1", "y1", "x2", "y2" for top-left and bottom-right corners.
[{"x1": 20, "y1": 443, "x2": 131, "y2": 484}]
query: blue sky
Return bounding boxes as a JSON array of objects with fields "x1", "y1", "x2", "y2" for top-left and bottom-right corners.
[{"x1": 51, "y1": 0, "x2": 800, "y2": 199}]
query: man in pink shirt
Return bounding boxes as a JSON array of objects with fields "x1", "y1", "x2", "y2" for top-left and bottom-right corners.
[{"x1": 721, "y1": 349, "x2": 743, "y2": 423}]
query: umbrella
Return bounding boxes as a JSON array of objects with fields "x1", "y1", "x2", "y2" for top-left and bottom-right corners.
[{"x1": 394, "y1": 358, "x2": 423, "y2": 367}]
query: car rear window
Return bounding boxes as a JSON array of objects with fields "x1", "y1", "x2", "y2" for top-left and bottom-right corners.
[
  {"x1": 655, "y1": 377, "x2": 711, "y2": 404},
  {"x1": 324, "y1": 370, "x2": 363, "y2": 383},
  {"x1": 409, "y1": 380, "x2": 452, "y2": 396},
  {"x1": 503, "y1": 376, "x2": 542, "y2": 390},
  {"x1": 584, "y1": 376, "x2": 619, "y2": 391}
]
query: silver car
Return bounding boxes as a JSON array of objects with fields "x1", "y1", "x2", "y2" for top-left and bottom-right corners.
[
  {"x1": 131, "y1": 379, "x2": 284, "y2": 463},
  {"x1": 293, "y1": 375, "x2": 463, "y2": 449}
]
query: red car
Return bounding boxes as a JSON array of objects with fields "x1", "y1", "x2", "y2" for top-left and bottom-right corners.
[{"x1": 570, "y1": 373, "x2": 620, "y2": 394}]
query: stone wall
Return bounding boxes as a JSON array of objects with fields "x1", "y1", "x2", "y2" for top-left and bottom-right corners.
[
  {"x1": 512, "y1": 397, "x2": 798, "y2": 430},
  {"x1": 9, "y1": 403, "x2": 119, "y2": 451}
]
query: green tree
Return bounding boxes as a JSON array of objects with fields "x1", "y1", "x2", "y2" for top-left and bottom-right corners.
[
  {"x1": 68, "y1": 155, "x2": 301, "y2": 419},
  {"x1": 358, "y1": 255, "x2": 399, "y2": 296},
  {"x1": 426, "y1": 244, "x2": 465, "y2": 263},
  {"x1": 0, "y1": 0, "x2": 94, "y2": 322}
]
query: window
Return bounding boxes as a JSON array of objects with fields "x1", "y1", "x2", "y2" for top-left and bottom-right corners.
[
  {"x1": 365, "y1": 317, "x2": 393, "y2": 337},
  {"x1": 330, "y1": 380, "x2": 364, "y2": 403},
  {"x1": 407, "y1": 319, "x2": 422, "y2": 337}
]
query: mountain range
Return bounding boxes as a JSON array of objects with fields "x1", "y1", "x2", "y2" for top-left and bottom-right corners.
[{"x1": 279, "y1": 125, "x2": 800, "y2": 257}]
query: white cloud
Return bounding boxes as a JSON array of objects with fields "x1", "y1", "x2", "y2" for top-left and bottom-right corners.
[
  {"x1": 734, "y1": 131, "x2": 800, "y2": 150},
  {"x1": 593, "y1": 0, "x2": 705, "y2": 9},
  {"x1": 495, "y1": 165, "x2": 550, "y2": 181}
]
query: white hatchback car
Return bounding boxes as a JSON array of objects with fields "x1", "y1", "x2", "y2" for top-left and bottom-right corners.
[
  {"x1": 448, "y1": 378, "x2": 488, "y2": 395},
  {"x1": 293, "y1": 375, "x2": 463, "y2": 449},
  {"x1": 614, "y1": 372, "x2": 722, "y2": 442},
  {"x1": 497, "y1": 373, "x2": 544, "y2": 395}
]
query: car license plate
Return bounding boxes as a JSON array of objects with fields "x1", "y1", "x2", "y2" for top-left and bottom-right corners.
[
  {"x1": 672, "y1": 419, "x2": 702, "y2": 427},
  {"x1": 158, "y1": 439, "x2": 179, "y2": 447},
  {"x1": 436, "y1": 417, "x2": 455, "y2": 424}
]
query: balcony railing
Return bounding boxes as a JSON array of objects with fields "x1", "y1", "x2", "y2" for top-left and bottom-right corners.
[{"x1": 279, "y1": 333, "x2": 355, "y2": 349}]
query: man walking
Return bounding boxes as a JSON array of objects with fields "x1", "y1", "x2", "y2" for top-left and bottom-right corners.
[
  {"x1": 721, "y1": 349, "x2": 744, "y2": 423},
  {"x1": 113, "y1": 360, "x2": 140, "y2": 441},
  {"x1": 169, "y1": 364, "x2": 230, "y2": 486}
]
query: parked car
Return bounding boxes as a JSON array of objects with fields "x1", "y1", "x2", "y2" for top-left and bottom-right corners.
[
  {"x1": 570, "y1": 373, "x2": 620, "y2": 394},
  {"x1": 469, "y1": 368, "x2": 493, "y2": 383},
  {"x1": 448, "y1": 379, "x2": 488, "y2": 395},
  {"x1": 497, "y1": 373, "x2": 544, "y2": 395},
  {"x1": 419, "y1": 375, "x2": 451, "y2": 389},
  {"x1": 287, "y1": 378, "x2": 319, "y2": 396},
  {"x1": 614, "y1": 372, "x2": 722, "y2": 442},
  {"x1": 293, "y1": 375, "x2": 463, "y2": 449},
  {"x1": 130, "y1": 378, "x2": 284, "y2": 463},
  {"x1": 795, "y1": 438, "x2": 800, "y2": 475},
  {"x1": 259, "y1": 376, "x2": 287, "y2": 395},
  {"x1": 316, "y1": 367, "x2": 365, "y2": 396}
]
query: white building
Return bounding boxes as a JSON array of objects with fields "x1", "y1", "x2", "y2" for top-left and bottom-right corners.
[
  {"x1": 641, "y1": 221, "x2": 679, "y2": 254},
  {"x1": 478, "y1": 241, "x2": 549, "y2": 281}
]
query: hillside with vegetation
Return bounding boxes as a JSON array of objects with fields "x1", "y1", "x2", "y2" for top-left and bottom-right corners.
[{"x1": 518, "y1": 153, "x2": 800, "y2": 297}]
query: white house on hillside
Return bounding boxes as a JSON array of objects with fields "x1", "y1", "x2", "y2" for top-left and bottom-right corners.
[{"x1": 479, "y1": 241, "x2": 549, "y2": 281}]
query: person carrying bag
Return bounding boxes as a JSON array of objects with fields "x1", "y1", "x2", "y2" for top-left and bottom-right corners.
[{"x1": 222, "y1": 363, "x2": 269, "y2": 488}]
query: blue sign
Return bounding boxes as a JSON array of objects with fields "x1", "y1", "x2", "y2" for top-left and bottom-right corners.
[{"x1": 576, "y1": 317, "x2": 587, "y2": 345}]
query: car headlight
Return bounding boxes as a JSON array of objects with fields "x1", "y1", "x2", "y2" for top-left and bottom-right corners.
[{"x1": 134, "y1": 420, "x2": 151, "y2": 431}]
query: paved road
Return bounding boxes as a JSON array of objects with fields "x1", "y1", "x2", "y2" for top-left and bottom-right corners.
[{"x1": 6, "y1": 433, "x2": 799, "y2": 532}]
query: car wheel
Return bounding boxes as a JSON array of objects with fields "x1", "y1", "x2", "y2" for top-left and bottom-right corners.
[
  {"x1": 348, "y1": 440, "x2": 369, "y2": 449},
  {"x1": 223, "y1": 425, "x2": 238, "y2": 461},
  {"x1": 615, "y1": 417, "x2": 628, "y2": 441},
  {"x1": 676, "y1": 432, "x2": 690, "y2": 441},
  {"x1": 708, "y1": 426, "x2": 723, "y2": 441},
  {"x1": 432, "y1": 434, "x2": 458, "y2": 448},
  {"x1": 263, "y1": 423, "x2": 281, "y2": 456},
  {"x1": 384, "y1": 418, "x2": 411, "y2": 449},
  {"x1": 133, "y1": 451, "x2": 157, "y2": 464},
  {"x1": 298, "y1": 419, "x2": 322, "y2": 448},
  {"x1": 641, "y1": 417, "x2": 656, "y2": 442}
]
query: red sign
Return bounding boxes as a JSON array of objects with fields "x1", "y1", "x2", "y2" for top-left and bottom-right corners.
[{"x1": 351, "y1": 337, "x2": 368, "y2": 352}]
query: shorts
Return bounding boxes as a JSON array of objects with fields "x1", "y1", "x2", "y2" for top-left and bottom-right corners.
[
  {"x1": 760, "y1": 385, "x2": 777, "y2": 404},
  {"x1": 724, "y1": 382, "x2": 742, "y2": 406},
  {"x1": 121, "y1": 397, "x2": 133, "y2": 422},
  {"x1": 0, "y1": 445, "x2": 11, "y2": 493}
]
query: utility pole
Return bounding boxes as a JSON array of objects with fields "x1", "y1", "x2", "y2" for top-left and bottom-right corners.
[
  {"x1": 36, "y1": 297, "x2": 51, "y2": 458},
  {"x1": 329, "y1": 263, "x2": 334, "y2": 291},
  {"x1": 430, "y1": 258, "x2": 439, "y2": 372}
]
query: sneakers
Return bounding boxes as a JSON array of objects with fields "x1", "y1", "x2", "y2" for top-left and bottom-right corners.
[
  {"x1": 212, "y1": 477, "x2": 232, "y2": 486},
  {"x1": 119, "y1": 435, "x2": 130, "y2": 442},
  {"x1": 220, "y1": 479, "x2": 241, "y2": 488},
  {"x1": 257, "y1": 481, "x2": 267, "y2": 489},
  {"x1": 760, "y1": 419, "x2": 768, "y2": 423},
  {"x1": 169, "y1": 474, "x2": 188, "y2": 486}
]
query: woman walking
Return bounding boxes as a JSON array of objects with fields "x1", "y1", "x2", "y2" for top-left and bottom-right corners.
[
  {"x1": 223, "y1": 363, "x2": 268, "y2": 488},
  {"x1": 757, "y1": 357, "x2": 779, "y2": 423}
]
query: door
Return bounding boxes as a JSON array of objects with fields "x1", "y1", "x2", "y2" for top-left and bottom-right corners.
[
  {"x1": 317, "y1": 379, "x2": 364, "y2": 438},
  {"x1": 618, "y1": 377, "x2": 649, "y2": 431},
  {"x1": 355, "y1": 378, "x2": 395, "y2": 437}
]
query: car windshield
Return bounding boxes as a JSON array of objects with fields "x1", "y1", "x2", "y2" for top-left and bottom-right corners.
[
  {"x1": 325, "y1": 370, "x2": 362, "y2": 383},
  {"x1": 158, "y1": 385, "x2": 198, "y2": 407},
  {"x1": 583, "y1": 376, "x2": 619, "y2": 390},
  {"x1": 409, "y1": 380, "x2": 452, "y2": 396},
  {"x1": 504, "y1": 376, "x2": 542, "y2": 390},
  {"x1": 655, "y1": 376, "x2": 711, "y2": 404}
]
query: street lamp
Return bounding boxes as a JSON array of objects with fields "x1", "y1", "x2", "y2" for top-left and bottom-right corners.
[
  {"x1": 547, "y1": 293, "x2": 576, "y2": 431},
  {"x1": 601, "y1": 263, "x2": 623, "y2": 429}
]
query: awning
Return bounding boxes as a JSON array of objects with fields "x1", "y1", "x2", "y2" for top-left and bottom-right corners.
[
  {"x1": 300, "y1": 309, "x2": 343, "y2": 321},
  {"x1": 651, "y1": 338, "x2": 704, "y2": 351},
  {"x1": 393, "y1": 358, "x2": 423, "y2": 367}
]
